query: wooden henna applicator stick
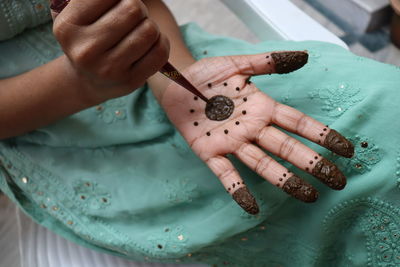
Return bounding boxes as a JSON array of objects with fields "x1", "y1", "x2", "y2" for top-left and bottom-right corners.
[
  {"x1": 159, "y1": 62, "x2": 209, "y2": 102},
  {"x1": 50, "y1": 0, "x2": 209, "y2": 103}
]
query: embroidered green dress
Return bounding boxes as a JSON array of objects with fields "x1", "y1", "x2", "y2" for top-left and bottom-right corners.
[{"x1": 1, "y1": 1, "x2": 400, "y2": 266}]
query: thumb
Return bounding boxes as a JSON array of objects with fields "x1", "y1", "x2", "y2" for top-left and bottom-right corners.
[{"x1": 226, "y1": 50, "x2": 309, "y2": 76}]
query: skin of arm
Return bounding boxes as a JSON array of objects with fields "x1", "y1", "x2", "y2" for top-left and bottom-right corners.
[
  {"x1": 0, "y1": 56, "x2": 97, "y2": 139},
  {"x1": 142, "y1": 0, "x2": 196, "y2": 101}
]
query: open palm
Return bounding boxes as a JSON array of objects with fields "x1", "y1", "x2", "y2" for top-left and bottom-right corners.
[{"x1": 161, "y1": 52, "x2": 354, "y2": 214}]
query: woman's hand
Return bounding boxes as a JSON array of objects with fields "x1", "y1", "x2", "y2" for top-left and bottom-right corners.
[
  {"x1": 51, "y1": 0, "x2": 169, "y2": 104},
  {"x1": 160, "y1": 52, "x2": 354, "y2": 214}
]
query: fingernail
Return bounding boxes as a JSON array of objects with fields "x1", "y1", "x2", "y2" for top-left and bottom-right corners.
[
  {"x1": 271, "y1": 51, "x2": 308, "y2": 74},
  {"x1": 50, "y1": 0, "x2": 70, "y2": 13},
  {"x1": 282, "y1": 175, "x2": 318, "y2": 203},
  {"x1": 324, "y1": 129, "x2": 354, "y2": 158},
  {"x1": 232, "y1": 186, "x2": 259, "y2": 215},
  {"x1": 311, "y1": 158, "x2": 346, "y2": 190}
]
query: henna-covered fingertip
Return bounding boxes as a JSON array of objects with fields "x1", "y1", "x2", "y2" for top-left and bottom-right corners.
[
  {"x1": 271, "y1": 51, "x2": 309, "y2": 74},
  {"x1": 312, "y1": 158, "x2": 347, "y2": 190},
  {"x1": 323, "y1": 129, "x2": 355, "y2": 158},
  {"x1": 282, "y1": 175, "x2": 318, "y2": 203},
  {"x1": 232, "y1": 187, "x2": 259, "y2": 215}
]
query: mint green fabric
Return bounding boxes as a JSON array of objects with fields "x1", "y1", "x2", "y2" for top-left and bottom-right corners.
[{"x1": 1, "y1": 3, "x2": 400, "y2": 267}]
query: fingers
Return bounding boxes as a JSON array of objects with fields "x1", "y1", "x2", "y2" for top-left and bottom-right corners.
[
  {"x1": 51, "y1": 0, "x2": 169, "y2": 94},
  {"x1": 257, "y1": 126, "x2": 346, "y2": 190},
  {"x1": 106, "y1": 19, "x2": 161, "y2": 68},
  {"x1": 51, "y1": 0, "x2": 120, "y2": 25},
  {"x1": 91, "y1": 0, "x2": 148, "y2": 50},
  {"x1": 226, "y1": 50, "x2": 308, "y2": 76},
  {"x1": 128, "y1": 34, "x2": 170, "y2": 87},
  {"x1": 234, "y1": 143, "x2": 318, "y2": 203},
  {"x1": 206, "y1": 156, "x2": 259, "y2": 215},
  {"x1": 270, "y1": 101, "x2": 354, "y2": 158}
]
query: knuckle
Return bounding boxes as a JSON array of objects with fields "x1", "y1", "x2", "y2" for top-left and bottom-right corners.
[
  {"x1": 123, "y1": 0, "x2": 146, "y2": 21},
  {"x1": 69, "y1": 44, "x2": 94, "y2": 66},
  {"x1": 52, "y1": 18, "x2": 68, "y2": 43},
  {"x1": 256, "y1": 127, "x2": 268, "y2": 144},
  {"x1": 96, "y1": 64, "x2": 113, "y2": 79},
  {"x1": 141, "y1": 19, "x2": 160, "y2": 41},
  {"x1": 255, "y1": 156, "x2": 271, "y2": 175},
  {"x1": 154, "y1": 35, "x2": 170, "y2": 63},
  {"x1": 295, "y1": 113, "x2": 309, "y2": 135},
  {"x1": 279, "y1": 137, "x2": 298, "y2": 159}
]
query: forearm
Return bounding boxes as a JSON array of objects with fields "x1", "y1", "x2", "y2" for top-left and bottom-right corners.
[
  {"x1": 0, "y1": 55, "x2": 96, "y2": 139},
  {"x1": 143, "y1": 0, "x2": 196, "y2": 101}
]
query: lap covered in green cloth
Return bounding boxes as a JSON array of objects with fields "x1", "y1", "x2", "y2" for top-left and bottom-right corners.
[{"x1": 1, "y1": 21, "x2": 400, "y2": 267}]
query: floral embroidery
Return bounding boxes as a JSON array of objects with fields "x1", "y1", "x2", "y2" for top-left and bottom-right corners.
[
  {"x1": 322, "y1": 198, "x2": 400, "y2": 267},
  {"x1": 95, "y1": 97, "x2": 127, "y2": 124},
  {"x1": 73, "y1": 180, "x2": 111, "y2": 210},
  {"x1": 355, "y1": 56, "x2": 367, "y2": 62},
  {"x1": 0, "y1": 146, "x2": 139, "y2": 257},
  {"x1": 1, "y1": 0, "x2": 51, "y2": 39},
  {"x1": 328, "y1": 135, "x2": 381, "y2": 175},
  {"x1": 164, "y1": 177, "x2": 199, "y2": 204},
  {"x1": 280, "y1": 93, "x2": 291, "y2": 105},
  {"x1": 146, "y1": 225, "x2": 188, "y2": 257},
  {"x1": 396, "y1": 150, "x2": 400, "y2": 190},
  {"x1": 308, "y1": 83, "x2": 365, "y2": 117}
]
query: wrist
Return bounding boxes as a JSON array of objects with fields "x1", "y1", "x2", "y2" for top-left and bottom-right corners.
[
  {"x1": 57, "y1": 55, "x2": 119, "y2": 107},
  {"x1": 148, "y1": 57, "x2": 197, "y2": 102}
]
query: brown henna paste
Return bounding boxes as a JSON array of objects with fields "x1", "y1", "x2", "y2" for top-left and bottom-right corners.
[
  {"x1": 232, "y1": 187, "x2": 259, "y2": 215},
  {"x1": 50, "y1": 0, "x2": 70, "y2": 13},
  {"x1": 271, "y1": 51, "x2": 308, "y2": 74},
  {"x1": 323, "y1": 129, "x2": 354, "y2": 158},
  {"x1": 311, "y1": 158, "x2": 346, "y2": 190},
  {"x1": 205, "y1": 95, "x2": 234, "y2": 121},
  {"x1": 282, "y1": 175, "x2": 318, "y2": 203}
]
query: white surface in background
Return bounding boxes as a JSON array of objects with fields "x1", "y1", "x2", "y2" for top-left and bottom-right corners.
[
  {"x1": 221, "y1": 0, "x2": 349, "y2": 49},
  {"x1": 0, "y1": 195, "x2": 207, "y2": 267},
  {"x1": 164, "y1": 0, "x2": 260, "y2": 43}
]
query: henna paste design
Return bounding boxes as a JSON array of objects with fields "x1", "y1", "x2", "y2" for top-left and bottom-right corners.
[
  {"x1": 205, "y1": 95, "x2": 235, "y2": 121},
  {"x1": 271, "y1": 51, "x2": 309, "y2": 74},
  {"x1": 323, "y1": 129, "x2": 355, "y2": 158},
  {"x1": 282, "y1": 175, "x2": 318, "y2": 203},
  {"x1": 311, "y1": 158, "x2": 346, "y2": 190},
  {"x1": 232, "y1": 187, "x2": 259, "y2": 215}
]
